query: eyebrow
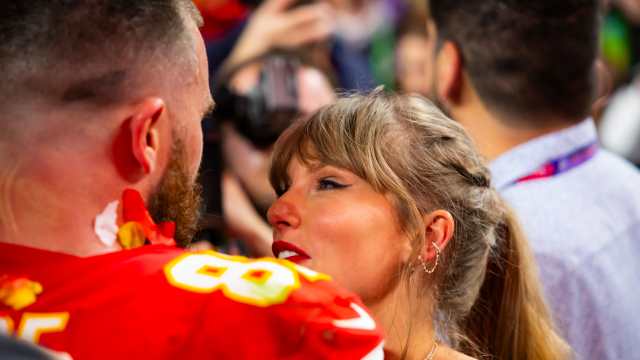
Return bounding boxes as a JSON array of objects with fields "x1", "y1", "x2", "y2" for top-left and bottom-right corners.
[{"x1": 307, "y1": 161, "x2": 326, "y2": 172}]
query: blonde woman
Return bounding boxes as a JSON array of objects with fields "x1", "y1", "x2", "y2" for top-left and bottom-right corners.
[{"x1": 267, "y1": 91, "x2": 570, "y2": 359}]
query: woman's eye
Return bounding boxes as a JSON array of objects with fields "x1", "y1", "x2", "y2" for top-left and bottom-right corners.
[{"x1": 317, "y1": 178, "x2": 348, "y2": 191}]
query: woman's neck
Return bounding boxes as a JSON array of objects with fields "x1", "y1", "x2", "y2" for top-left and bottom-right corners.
[{"x1": 367, "y1": 281, "x2": 437, "y2": 360}]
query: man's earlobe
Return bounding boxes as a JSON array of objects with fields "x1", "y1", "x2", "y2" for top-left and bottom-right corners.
[
  {"x1": 436, "y1": 41, "x2": 463, "y2": 105},
  {"x1": 129, "y1": 98, "x2": 165, "y2": 175}
]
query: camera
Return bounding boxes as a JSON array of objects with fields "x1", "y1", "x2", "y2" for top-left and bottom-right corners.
[{"x1": 213, "y1": 53, "x2": 301, "y2": 148}]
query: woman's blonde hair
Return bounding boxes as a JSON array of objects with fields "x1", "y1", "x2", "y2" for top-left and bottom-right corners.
[{"x1": 270, "y1": 91, "x2": 570, "y2": 359}]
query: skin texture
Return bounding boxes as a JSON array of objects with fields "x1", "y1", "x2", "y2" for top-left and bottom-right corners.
[
  {"x1": 267, "y1": 158, "x2": 413, "y2": 302},
  {"x1": 0, "y1": 10, "x2": 214, "y2": 256},
  {"x1": 396, "y1": 33, "x2": 432, "y2": 96}
]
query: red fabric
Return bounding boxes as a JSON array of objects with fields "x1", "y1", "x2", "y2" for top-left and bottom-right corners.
[
  {"x1": 0, "y1": 243, "x2": 383, "y2": 359},
  {"x1": 121, "y1": 189, "x2": 157, "y2": 238},
  {"x1": 121, "y1": 188, "x2": 175, "y2": 246},
  {"x1": 194, "y1": 0, "x2": 249, "y2": 41}
]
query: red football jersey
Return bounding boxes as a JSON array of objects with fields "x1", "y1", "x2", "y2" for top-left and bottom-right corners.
[{"x1": 0, "y1": 243, "x2": 384, "y2": 359}]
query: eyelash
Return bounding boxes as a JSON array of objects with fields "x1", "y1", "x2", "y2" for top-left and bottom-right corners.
[
  {"x1": 317, "y1": 178, "x2": 348, "y2": 191},
  {"x1": 276, "y1": 186, "x2": 289, "y2": 197},
  {"x1": 275, "y1": 177, "x2": 349, "y2": 197}
]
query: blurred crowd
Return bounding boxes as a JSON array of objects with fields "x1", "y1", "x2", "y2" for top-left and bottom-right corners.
[
  {"x1": 196, "y1": 0, "x2": 640, "y2": 253},
  {"x1": 2, "y1": 0, "x2": 639, "y2": 359}
]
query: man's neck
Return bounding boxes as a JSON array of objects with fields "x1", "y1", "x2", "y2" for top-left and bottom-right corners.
[
  {"x1": 452, "y1": 105, "x2": 575, "y2": 161},
  {"x1": 0, "y1": 196, "x2": 122, "y2": 257},
  {"x1": 0, "y1": 165, "x2": 124, "y2": 257}
]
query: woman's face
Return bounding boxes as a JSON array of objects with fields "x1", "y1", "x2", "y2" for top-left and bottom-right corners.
[{"x1": 267, "y1": 157, "x2": 413, "y2": 302}]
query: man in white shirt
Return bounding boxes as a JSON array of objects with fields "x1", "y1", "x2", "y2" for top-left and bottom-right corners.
[{"x1": 425, "y1": 1, "x2": 640, "y2": 358}]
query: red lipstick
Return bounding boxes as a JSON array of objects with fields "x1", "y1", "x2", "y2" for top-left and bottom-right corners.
[{"x1": 272, "y1": 240, "x2": 311, "y2": 264}]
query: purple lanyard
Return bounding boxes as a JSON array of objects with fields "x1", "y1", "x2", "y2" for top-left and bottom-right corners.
[{"x1": 512, "y1": 141, "x2": 599, "y2": 185}]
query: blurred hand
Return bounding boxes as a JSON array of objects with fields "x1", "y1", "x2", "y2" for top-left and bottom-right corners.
[
  {"x1": 222, "y1": 171, "x2": 273, "y2": 257},
  {"x1": 221, "y1": 123, "x2": 276, "y2": 211},
  {"x1": 297, "y1": 66, "x2": 336, "y2": 114},
  {"x1": 225, "y1": 0, "x2": 335, "y2": 70}
]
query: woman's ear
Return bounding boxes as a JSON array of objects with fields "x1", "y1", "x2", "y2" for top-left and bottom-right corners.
[{"x1": 421, "y1": 209, "x2": 455, "y2": 261}]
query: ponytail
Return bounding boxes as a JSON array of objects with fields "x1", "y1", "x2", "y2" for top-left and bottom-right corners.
[{"x1": 461, "y1": 206, "x2": 571, "y2": 359}]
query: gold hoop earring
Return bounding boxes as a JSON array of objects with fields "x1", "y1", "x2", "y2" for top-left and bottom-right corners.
[{"x1": 418, "y1": 242, "x2": 441, "y2": 274}]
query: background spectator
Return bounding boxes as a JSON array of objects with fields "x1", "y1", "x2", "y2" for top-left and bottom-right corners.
[
  {"x1": 425, "y1": 1, "x2": 640, "y2": 358},
  {"x1": 394, "y1": 0, "x2": 431, "y2": 95}
]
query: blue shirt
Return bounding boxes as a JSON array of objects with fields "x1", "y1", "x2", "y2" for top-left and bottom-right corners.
[{"x1": 490, "y1": 119, "x2": 640, "y2": 360}]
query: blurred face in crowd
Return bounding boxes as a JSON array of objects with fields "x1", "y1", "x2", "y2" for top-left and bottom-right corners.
[
  {"x1": 267, "y1": 156, "x2": 412, "y2": 303},
  {"x1": 396, "y1": 32, "x2": 433, "y2": 96},
  {"x1": 147, "y1": 17, "x2": 213, "y2": 245}
]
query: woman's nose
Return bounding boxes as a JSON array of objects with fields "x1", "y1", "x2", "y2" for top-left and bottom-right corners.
[{"x1": 267, "y1": 193, "x2": 301, "y2": 230}]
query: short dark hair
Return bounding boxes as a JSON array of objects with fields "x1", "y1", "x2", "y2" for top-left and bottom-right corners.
[
  {"x1": 429, "y1": 0, "x2": 601, "y2": 122},
  {"x1": 0, "y1": 0, "x2": 200, "y2": 108}
]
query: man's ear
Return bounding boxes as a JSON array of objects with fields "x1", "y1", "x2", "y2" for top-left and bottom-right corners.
[
  {"x1": 420, "y1": 209, "x2": 455, "y2": 261},
  {"x1": 435, "y1": 41, "x2": 463, "y2": 106},
  {"x1": 128, "y1": 98, "x2": 165, "y2": 174}
]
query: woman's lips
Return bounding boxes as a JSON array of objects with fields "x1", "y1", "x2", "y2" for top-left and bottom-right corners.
[{"x1": 272, "y1": 240, "x2": 311, "y2": 263}]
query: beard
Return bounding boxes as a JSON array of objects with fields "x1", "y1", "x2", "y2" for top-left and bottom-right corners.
[{"x1": 147, "y1": 136, "x2": 203, "y2": 247}]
